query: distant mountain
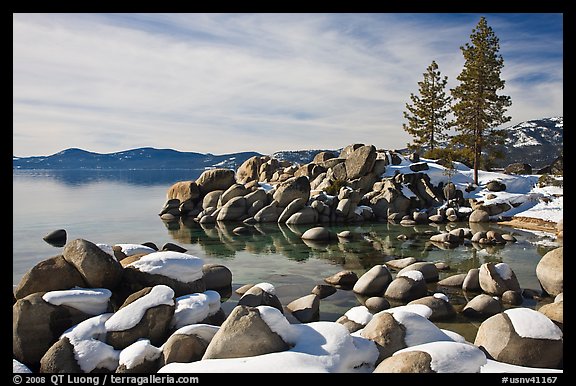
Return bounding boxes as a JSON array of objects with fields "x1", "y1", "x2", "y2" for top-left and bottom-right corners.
[
  {"x1": 494, "y1": 117, "x2": 563, "y2": 168},
  {"x1": 12, "y1": 147, "x2": 262, "y2": 171}
]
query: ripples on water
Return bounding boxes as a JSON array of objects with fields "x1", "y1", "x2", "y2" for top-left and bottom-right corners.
[{"x1": 13, "y1": 169, "x2": 561, "y2": 342}]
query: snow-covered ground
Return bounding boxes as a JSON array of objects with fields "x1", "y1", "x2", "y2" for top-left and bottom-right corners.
[{"x1": 382, "y1": 155, "x2": 563, "y2": 225}]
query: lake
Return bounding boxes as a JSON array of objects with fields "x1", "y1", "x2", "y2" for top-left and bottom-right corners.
[{"x1": 12, "y1": 169, "x2": 561, "y2": 342}]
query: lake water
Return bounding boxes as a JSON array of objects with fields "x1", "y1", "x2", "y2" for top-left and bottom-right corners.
[{"x1": 13, "y1": 169, "x2": 561, "y2": 342}]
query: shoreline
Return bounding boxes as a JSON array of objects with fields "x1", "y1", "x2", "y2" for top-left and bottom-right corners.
[{"x1": 497, "y1": 216, "x2": 558, "y2": 233}]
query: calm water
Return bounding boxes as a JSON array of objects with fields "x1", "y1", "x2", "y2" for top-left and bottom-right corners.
[{"x1": 13, "y1": 169, "x2": 561, "y2": 342}]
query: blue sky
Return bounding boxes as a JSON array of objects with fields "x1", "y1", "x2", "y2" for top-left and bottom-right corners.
[{"x1": 13, "y1": 13, "x2": 563, "y2": 157}]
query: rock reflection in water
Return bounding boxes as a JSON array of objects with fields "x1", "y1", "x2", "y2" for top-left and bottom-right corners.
[{"x1": 160, "y1": 217, "x2": 559, "y2": 340}]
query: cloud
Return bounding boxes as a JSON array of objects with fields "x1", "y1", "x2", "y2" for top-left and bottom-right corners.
[{"x1": 13, "y1": 13, "x2": 563, "y2": 156}]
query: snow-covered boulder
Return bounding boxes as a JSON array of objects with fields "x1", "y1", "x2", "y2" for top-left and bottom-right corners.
[
  {"x1": 478, "y1": 262, "x2": 521, "y2": 296},
  {"x1": 171, "y1": 290, "x2": 222, "y2": 330},
  {"x1": 536, "y1": 247, "x2": 563, "y2": 296},
  {"x1": 62, "y1": 239, "x2": 123, "y2": 289},
  {"x1": 353, "y1": 264, "x2": 393, "y2": 296},
  {"x1": 397, "y1": 262, "x2": 439, "y2": 282},
  {"x1": 42, "y1": 288, "x2": 112, "y2": 315},
  {"x1": 116, "y1": 339, "x2": 161, "y2": 373},
  {"x1": 237, "y1": 282, "x2": 283, "y2": 313},
  {"x1": 336, "y1": 305, "x2": 374, "y2": 333},
  {"x1": 384, "y1": 270, "x2": 428, "y2": 302},
  {"x1": 474, "y1": 308, "x2": 563, "y2": 369},
  {"x1": 160, "y1": 324, "x2": 219, "y2": 366}
]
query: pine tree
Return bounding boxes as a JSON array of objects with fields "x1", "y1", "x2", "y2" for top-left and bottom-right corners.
[
  {"x1": 403, "y1": 60, "x2": 453, "y2": 153},
  {"x1": 451, "y1": 16, "x2": 512, "y2": 185}
]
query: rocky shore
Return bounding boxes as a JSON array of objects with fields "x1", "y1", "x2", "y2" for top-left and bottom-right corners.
[{"x1": 13, "y1": 144, "x2": 563, "y2": 373}]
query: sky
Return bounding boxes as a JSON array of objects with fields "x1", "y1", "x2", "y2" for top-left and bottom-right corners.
[{"x1": 13, "y1": 13, "x2": 563, "y2": 157}]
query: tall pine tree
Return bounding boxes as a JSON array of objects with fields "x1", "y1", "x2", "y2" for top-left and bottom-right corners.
[
  {"x1": 451, "y1": 16, "x2": 512, "y2": 185},
  {"x1": 403, "y1": 60, "x2": 453, "y2": 153}
]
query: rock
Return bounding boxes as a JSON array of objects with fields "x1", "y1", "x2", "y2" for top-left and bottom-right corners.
[
  {"x1": 14, "y1": 255, "x2": 86, "y2": 300},
  {"x1": 398, "y1": 262, "x2": 439, "y2": 283},
  {"x1": 353, "y1": 265, "x2": 393, "y2": 296},
  {"x1": 121, "y1": 250, "x2": 206, "y2": 298},
  {"x1": 502, "y1": 233, "x2": 517, "y2": 242},
  {"x1": 437, "y1": 273, "x2": 467, "y2": 287},
  {"x1": 504, "y1": 163, "x2": 532, "y2": 175},
  {"x1": 311, "y1": 284, "x2": 337, "y2": 299},
  {"x1": 105, "y1": 286, "x2": 175, "y2": 349},
  {"x1": 462, "y1": 268, "x2": 481, "y2": 292},
  {"x1": 409, "y1": 162, "x2": 429, "y2": 172},
  {"x1": 286, "y1": 294, "x2": 320, "y2": 323},
  {"x1": 202, "y1": 305, "x2": 289, "y2": 359},
  {"x1": 538, "y1": 301, "x2": 563, "y2": 330},
  {"x1": 461, "y1": 294, "x2": 502, "y2": 318},
  {"x1": 202, "y1": 190, "x2": 224, "y2": 210},
  {"x1": 469, "y1": 209, "x2": 490, "y2": 223},
  {"x1": 237, "y1": 283, "x2": 283, "y2": 313},
  {"x1": 554, "y1": 293, "x2": 563, "y2": 303},
  {"x1": 374, "y1": 350, "x2": 434, "y2": 373},
  {"x1": 434, "y1": 262, "x2": 450, "y2": 271},
  {"x1": 536, "y1": 247, "x2": 563, "y2": 296},
  {"x1": 385, "y1": 257, "x2": 418, "y2": 270},
  {"x1": 313, "y1": 151, "x2": 336, "y2": 164},
  {"x1": 219, "y1": 184, "x2": 249, "y2": 207},
  {"x1": 161, "y1": 327, "x2": 215, "y2": 366},
  {"x1": 408, "y1": 294, "x2": 456, "y2": 321},
  {"x1": 324, "y1": 270, "x2": 358, "y2": 288},
  {"x1": 345, "y1": 145, "x2": 377, "y2": 180},
  {"x1": 478, "y1": 262, "x2": 521, "y2": 296},
  {"x1": 486, "y1": 180, "x2": 506, "y2": 192},
  {"x1": 236, "y1": 156, "x2": 267, "y2": 184},
  {"x1": 365, "y1": 297, "x2": 390, "y2": 313},
  {"x1": 62, "y1": 239, "x2": 123, "y2": 289},
  {"x1": 501, "y1": 290, "x2": 523, "y2": 305},
  {"x1": 253, "y1": 201, "x2": 282, "y2": 223},
  {"x1": 13, "y1": 293, "x2": 91, "y2": 365},
  {"x1": 374, "y1": 341, "x2": 486, "y2": 373},
  {"x1": 166, "y1": 181, "x2": 200, "y2": 214},
  {"x1": 202, "y1": 264, "x2": 232, "y2": 291},
  {"x1": 116, "y1": 339, "x2": 161, "y2": 373},
  {"x1": 161, "y1": 242, "x2": 187, "y2": 252},
  {"x1": 360, "y1": 311, "x2": 406, "y2": 363},
  {"x1": 429, "y1": 232, "x2": 460, "y2": 244},
  {"x1": 277, "y1": 198, "x2": 306, "y2": 223},
  {"x1": 272, "y1": 176, "x2": 311, "y2": 208},
  {"x1": 196, "y1": 169, "x2": 236, "y2": 196},
  {"x1": 235, "y1": 283, "x2": 255, "y2": 296},
  {"x1": 39, "y1": 337, "x2": 83, "y2": 373},
  {"x1": 301, "y1": 226, "x2": 333, "y2": 241},
  {"x1": 216, "y1": 196, "x2": 247, "y2": 221},
  {"x1": 474, "y1": 308, "x2": 563, "y2": 369},
  {"x1": 42, "y1": 229, "x2": 67, "y2": 247},
  {"x1": 285, "y1": 207, "x2": 319, "y2": 225},
  {"x1": 384, "y1": 273, "x2": 428, "y2": 302}
]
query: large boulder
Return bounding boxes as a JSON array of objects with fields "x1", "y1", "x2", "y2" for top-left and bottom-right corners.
[
  {"x1": 478, "y1": 262, "x2": 521, "y2": 296},
  {"x1": 195, "y1": 168, "x2": 236, "y2": 196},
  {"x1": 345, "y1": 145, "x2": 377, "y2": 180},
  {"x1": 384, "y1": 271, "x2": 428, "y2": 302},
  {"x1": 14, "y1": 255, "x2": 87, "y2": 300},
  {"x1": 397, "y1": 262, "x2": 439, "y2": 283},
  {"x1": 461, "y1": 294, "x2": 503, "y2": 318},
  {"x1": 62, "y1": 239, "x2": 123, "y2": 289},
  {"x1": 166, "y1": 180, "x2": 200, "y2": 208},
  {"x1": 536, "y1": 247, "x2": 563, "y2": 296},
  {"x1": 216, "y1": 196, "x2": 247, "y2": 221},
  {"x1": 353, "y1": 265, "x2": 393, "y2": 296},
  {"x1": 474, "y1": 308, "x2": 563, "y2": 369},
  {"x1": 237, "y1": 283, "x2": 283, "y2": 314},
  {"x1": 286, "y1": 294, "x2": 320, "y2": 323},
  {"x1": 13, "y1": 293, "x2": 91, "y2": 365},
  {"x1": 272, "y1": 176, "x2": 311, "y2": 208},
  {"x1": 105, "y1": 286, "x2": 175, "y2": 349},
  {"x1": 504, "y1": 163, "x2": 532, "y2": 175},
  {"x1": 202, "y1": 305, "x2": 289, "y2": 359},
  {"x1": 161, "y1": 325, "x2": 219, "y2": 366},
  {"x1": 408, "y1": 294, "x2": 456, "y2": 321}
]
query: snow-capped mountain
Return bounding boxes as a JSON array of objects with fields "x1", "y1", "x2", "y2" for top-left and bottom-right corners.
[
  {"x1": 12, "y1": 147, "x2": 261, "y2": 170},
  {"x1": 494, "y1": 117, "x2": 563, "y2": 168}
]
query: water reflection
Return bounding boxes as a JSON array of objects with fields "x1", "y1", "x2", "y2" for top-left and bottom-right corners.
[
  {"x1": 13, "y1": 169, "x2": 202, "y2": 187},
  {"x1": 161, "y1": 217, "x2": 558, "y2": 284}
]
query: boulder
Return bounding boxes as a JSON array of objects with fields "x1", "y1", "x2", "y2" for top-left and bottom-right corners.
[
  {"x1": 353, "y1": 265, "x2": 393, "y2": 296},
  {"x1": 408, "y1": 294, "x2": 456, "y2": 321},
  {"x1": 469, "y1": 209, "x2": 490, "y2": 223},
  {"x1": 385, "y1": 257, "x2": 418, "y2": 271},
  {"x1": 202, "y1": 264, "x2": 232, "y2": 291},
  {"x1": 236, "y1": 156, "x2": 267, "y2": 184},
  {"x1": 538, "y1": 301, "x2": 563, "y2": 330},
  {"x1": 536, "y1": 247, "x2": 563, "y2": 296},
  {"x1": 504, "y1": 163, "x2": 532, "y2": 175},
  {"x1": 437, "y1": 274, "x2": 467, "y2": 287},
  {"x1": 272, "y1": 176, "x2": 311, "y2": 208},
  {"x1": 398, "y1": 262, "x2": 439, "y2": 283},
  {"x1": 202, "y1": 305, "x2": 289, "y2": 359},
  {"x1": 286, "y1": 294, "x2": 320, "y2": 323},
  {"x1": 474, "y1": 308, "x2": 563, "y2": 369},
  {"x1": 285, "y1": 207, "x2": 318, "y2": 225},
  {"x1": 160, "y1": 326, "x2": 217, "y2": 366},
  {"x1": 486, "y1": 180, "x2": 506, "y2": 192},
  {"x1": 345, "y1": 145, "x2": 377, "y2": 180},
  {"x1": 166, "y1": 181, "x2": 200, "y2": 211},
  {"x1": 219, "y1": 184, "x2": 249, "y2": 207},
  {"x1": 105, "y1": 286, "x2": 175, "y2": 349},
  {"x1": 461, "y1": 294, "x2": 502, "y2": 318},
  {"x1": 360, "y1": 311, "x2": 406, "y2": 363},
  {"x1": 202, "y1": 190, "x2": 224, "y2": 210},
  {"x1": 253, "y1": 201, "x2": 282, "y2": 223},
  {"x1": 14, "y1": 255, "x2": 86, "y2": 300},
  {"x1": 462, "y1": 268, "x2": 481, "y2": 292},
  {"x1": 216, "y1": 196, "x2": 247, "y2": 221},
  {"x1": 277, "y1": 198, "x2": 307, "y2": 223},
  {"x1": 195, "y1": 168, "x2": 236, "y2": 196},
  {"x1": 63, "y1": 239, "x2": 123, "y2": 289},
  {"x1": 478, "y1": 262, "x2": 521, "y2": 296},
  {"x1": 237, "y1": 283, "x2": 283, "y2": 313},
  {"x1": 384, "y1": 273, "x2": 428, "y2": 302},
  {"x1": 364, "y1": 297, "x2": 390, "y2": 313},
  {"x1": 301, "y1": 226, "x2": 333, "y2": 241},
  {"x1": 324, "y1": 270, "x2": 358, "y2": 288},
  {"x1": 311, "y1": 284, "x2": 337, "y2": 299},
  {"x1": 42, "y1": 229, "x2": 67, "y2": 247}
]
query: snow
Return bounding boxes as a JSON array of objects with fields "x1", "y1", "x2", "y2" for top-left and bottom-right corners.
[
  {"x1": 388, "y1": 310, "x2": 454, "y2": 347},
  {"x1": 481, "y1": 359, "x2": 563, "y2": 373},
  {"x1": 127, "y1": 251, "x2": 204, "y2": 283},
  {"x1": 171, "y1": 291, "x2": 219, "y2": 329},
  {"x1": 383, "y1": 304, "x2": 433, "y2": 319},
  {"x1": 96, "y1": 243, "x2": 115, "y2": 257},
  {"x1": 119, "y1": 339, "x2": 161, "y2": 370},
  {"x1": 380, "y1": 154, "x2": 562, "y2": 226},
  {"x1": 398, "y1": 270, "x2": 424, "y2": 282},
  {"x1": 433, "y1": 292, "x2": 449, "y2": 302},
  {"x1": 395, "y1": 341, "x2": 487, "y2": 373},
  {"x1": 13, "y1": 359, "x2": 32, "y2": 373},
  {"x1": 105, "y1": 285, "x2": 175, "y2": 332},
  {"x1": 254, "y1": 282, "x2": 277, "y2": 295},
  {"x1": 115, "y1": 243, "x2": 156, "y2": 256},
  {"x1": 494, "y1": 262, "x2": 513, "y2": 280},
  {"x1": 159, "y1": 306, "x2": 379, "y2": 373},
  {"x1": 504, "y1": 308, "x2": 563, "y2": 340},
  {"x1": 61, "y1": 314, "x2": 120, "y2": 372},
  {"x1": 343, "y1": 306, "x2": 373, "y2": 325},
  {"x1": 42, "y1": 288, "x2": 111, "y2": 315}
]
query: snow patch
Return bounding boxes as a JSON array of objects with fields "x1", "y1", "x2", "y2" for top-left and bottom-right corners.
[
  {"x1": 119, "y1": 339, "x2": 161, "y2": 370},
  {"x1": 504, "y1": 308, "x2": 562, "y2": 340},
  {"x1": 255, "y1": 282, "x2": 276, "y2": 295},
  {"x1": 398, "y1": 270, "x2": 424, "y2": 282},
  {"x1": 396, "y1": 341, "x2": 486, "y2": 373},
  {"x1": 43, "y1": 288, "x2": 111, "y2": 315},
  {"x1": 390, "y1": 310, "x2": 454, "y2": 346},
  {"x1": 127, "y1": 251, "x2": 204, "y2": 283},
  {"x1": 433, "y1": 292, "x2": 449, "y2": 302},
  {"x1": 115, "y1": 244, "x2": 156, "y2": 257},
  {"x1": 171, "y1": 293, "x2": 210, "y2": 329},
  {"x1": 494, "y1": 263, "x2": 513, "y2": 280},
  {"x1": 344, "y1": 306, "x2": 373, "y2": 325}
]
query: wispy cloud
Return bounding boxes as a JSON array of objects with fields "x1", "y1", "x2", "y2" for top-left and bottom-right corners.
[{"x1": 13, "y1": 13, "x2": 563, "y2": 156}]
